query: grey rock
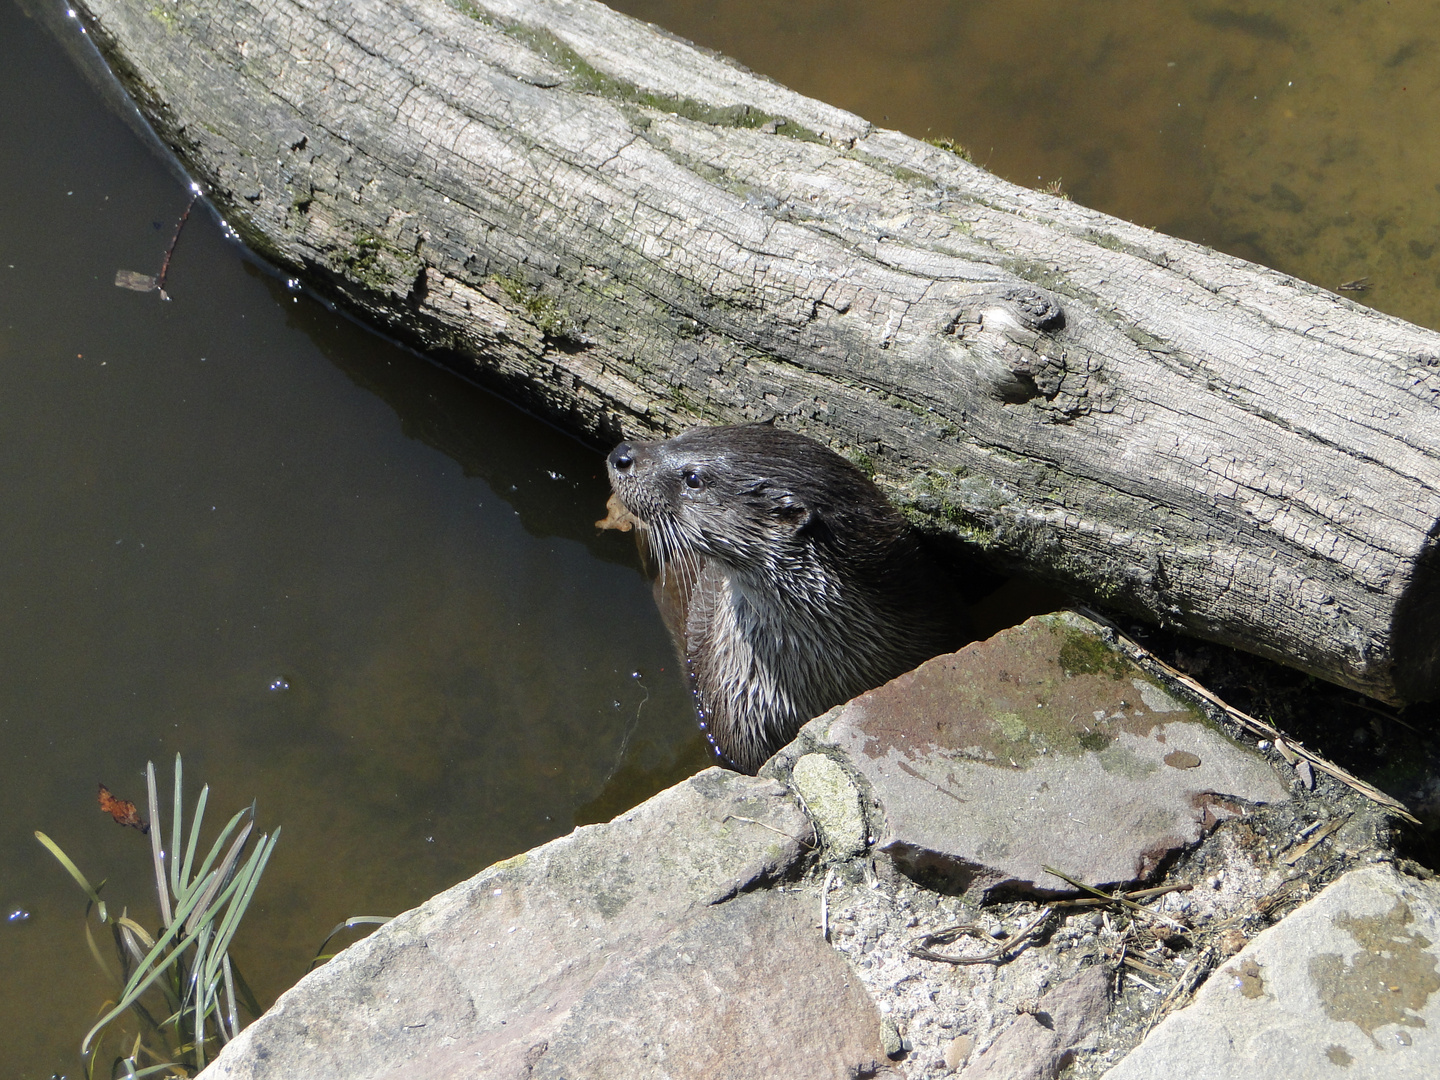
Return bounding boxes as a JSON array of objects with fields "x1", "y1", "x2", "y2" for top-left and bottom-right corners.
[
  {"x1": 963, "y1": 964, "x2": 1112, "y2": 1079},
  {"x1": 791, "y1": 752, "x2": 868, "y2": 857},
  {"x1": 1102, "y1": 864, "x2": 1440, "y2": 1080},
  {"x1": 202, "y1": 769, "x2": 894, "y2": 1079},
  {"x1": 796, "y1": 612, "x2": 1291, "y2": 897},
  {"x1": 528, "y1": 887, "x2": 888, "y2": 1079}
]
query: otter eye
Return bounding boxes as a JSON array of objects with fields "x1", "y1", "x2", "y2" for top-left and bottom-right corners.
[{"x1": 682, "y1": 469, "x2": 705, "y2": 490}]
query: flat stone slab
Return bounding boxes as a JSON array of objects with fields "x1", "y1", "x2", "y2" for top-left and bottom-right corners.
[
  {"x1": 202, "y1": 768, "x2": 892, "y2": 1080},
  {"x1": 788, "y1": 612, "x2": 1291, "y2": 896},
  {"x1": 963, "y1": 964, "x2": 1112, "y2": 1080},
  {"x1": 1102, "y1": 864, "x2": 1440, "y2": 1079}
]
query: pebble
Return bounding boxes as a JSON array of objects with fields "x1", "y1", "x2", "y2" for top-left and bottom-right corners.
[
  {"x1": 881, "y1": 1017, "x2": 905, "y2": 1059},
  {"x1": 944, "y1": 1033, "x2": 974, "y2": 1071}
]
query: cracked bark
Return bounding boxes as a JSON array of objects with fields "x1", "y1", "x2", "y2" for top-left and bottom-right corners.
[{"x1": 65, "y1": 0, "x2": 1440, "y2": 706}]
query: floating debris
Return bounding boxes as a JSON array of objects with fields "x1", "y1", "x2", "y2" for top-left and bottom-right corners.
[
  {"x1": 114, "y1": 268, "x2": 157, "y2": 292},
  {"x1": 97, "y1": 782, "x2": 148, "y2": 833},
  {"x1": 113, "y1": 188, "x2": 199, "y2": 299}
]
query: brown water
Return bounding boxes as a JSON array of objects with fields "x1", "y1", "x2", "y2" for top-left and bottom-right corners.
[
  {"x1": 3, "y1": 0, "x2": 1437, "y2": 1075},
  {"x1": 610, "y1": 0, "x2": 1440, "y2": 330}
]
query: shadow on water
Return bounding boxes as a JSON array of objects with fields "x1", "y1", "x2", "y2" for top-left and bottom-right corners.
[{"x1": 246, "y1": 261, "x2": 640, "y2": 563}]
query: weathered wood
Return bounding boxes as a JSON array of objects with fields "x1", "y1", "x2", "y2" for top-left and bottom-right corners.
[{"x1": 70, "y1": 0, "x2": 1440, "y2": 705}]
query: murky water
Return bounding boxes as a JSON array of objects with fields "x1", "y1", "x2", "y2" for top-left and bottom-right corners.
[
  {"x1": 3, "y1": 0, "x2": 1437, "y2": 1074},
  {"x1": 0, "y1": 2, "x2": 704, "y2": 1074},
  {"x1": 611, "y1": 0, "x2": 1440, "y2": 331}
]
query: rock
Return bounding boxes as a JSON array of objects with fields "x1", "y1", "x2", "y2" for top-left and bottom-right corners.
[
  {"x1": 944, "y1": 1033, "x2": 974, "y2": 1071},
  {"x1": 881, "y1": 1016, "x2": 905, "y2": 1058},
  {"x1": 530, "y1": 887, "x2": 889, "y2": 1079},
  {"x1": 201, "y1": 769, "x2": 893, "y2": 1079},
  {"x1": 777, "y1": 612, "x2": 1292, "y2": 898},
  {"x1": 962, "y1": 965, "x2": 1113, "y2": 1079},
  {"x1": 791, "y1": 752, "x2": 868, "y2": 858},
  {"x1": 1102, "y1": 864, "x2": 1440, "y2": 1079}
]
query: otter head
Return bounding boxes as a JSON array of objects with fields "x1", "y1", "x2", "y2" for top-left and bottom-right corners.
[
  {"x1": 608, "y1": 424, "x2": 970, "y2": 772},
  {"x1": 606, "y1": 425, "x2": 889, "y2": 594}
]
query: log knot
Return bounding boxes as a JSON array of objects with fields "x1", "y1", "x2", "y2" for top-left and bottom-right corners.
[
  {"x1": 996, "y1": 285, "x2": 1066, "y2": 332},
  {"x1": 941, "y1": 286, "x2": 1078, "y2": 407},
  {"x1": 940, "y1": 285, "x2": 1066, "y2": 338}
]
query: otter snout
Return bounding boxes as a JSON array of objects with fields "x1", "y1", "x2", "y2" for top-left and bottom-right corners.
[
  {"x1": 606, "y1": 440, "x2": 659, "y2": 524},
  {"x1": 608, "y1": 442, "x2": 636, "y2": 474}
]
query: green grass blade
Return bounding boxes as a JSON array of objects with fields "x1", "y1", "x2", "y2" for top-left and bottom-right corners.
[
  {"x1": 169, "y1": 755, "x2": 183, "y2": 901},
  {"x1": 227, "y1": 955, "x2": 263, "y2": 1019},
  {"x1": 174, "y1": 805, "x2": 250, "y2": 911},
  {"x1": 120, "y1": 874, "x2": 211, "y2": 1000},
  {"x1": 185, "y1": 819, "x2": 253, "y2": 935},
  {"x1": 194, "y1": 987, "x2": 207, "y2": 1068},
  {"x1": 115, "y1": 916, "x2": 182, "y2": 1015},
  {"x1": 199, "y1": 848, "x2": 262, "y2": 994},
  {"x1": 203, "y1": 830, "x2": 279, "y2": 990},
  {"x1": 115, "y1": 915, "x2": 156, "y2": 951},
  {"x1": 35, "y1": 831, "x2": 107, "y2": 921},
  {"x1": 187, "y1": 923, "x2": 214, "y2": 1059},
  {"x1": 145, "y1": 762, "x2": 172, "y2": 929},
  {"x1": 183, "y1": 922, "x2": 213, "y2": 1016},
  {"x1": 179, "y1": 783, "x2": 209, "y2": 895},
  {"x1": 310, "y1": 916, "x2": 391, "y2": 969},
  {"x1": 221, "y1": 954, "x2": 239, "y2": 1041},
  {"x1": 82, "y1": 870, "x2": 217, "y2": 1052},
  {"x1": 174, "y1": 849, "x2": 257, "y2": 957},
  {"x1": 115, "y1": 917, "x2": 150, "y2": 973},
  {"x1": 83, "y1": 919, "x2": 120, "y2": 984}
]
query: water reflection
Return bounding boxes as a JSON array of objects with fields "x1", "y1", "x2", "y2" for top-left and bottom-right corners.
[{"x1": 250, "y1": 263, "x2": 645, "y2": 561}]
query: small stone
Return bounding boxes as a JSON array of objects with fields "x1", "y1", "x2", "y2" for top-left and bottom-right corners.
[
  {"x1": 790, "y1": 753, "x2": 867, "y2": 857},
  {"x1": 881, "y1": 1017, "x2": 905, "y2": 1059},
  {"x1": 944, "y1": 1033, "x2": 975, "y2": 1070},
  {"x1": 1294, "y1": 758, "x2": 1314, "y2": 789}
]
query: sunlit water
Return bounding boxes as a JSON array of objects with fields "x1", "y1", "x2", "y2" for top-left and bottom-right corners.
[{"x1": 4, "y1": 0, "x2": 1438, "y2": 1074}]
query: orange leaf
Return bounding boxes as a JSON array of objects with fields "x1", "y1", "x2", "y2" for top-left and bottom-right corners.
[{"x1": 97, "y1": 783, "x2": 149, "y2": 833}]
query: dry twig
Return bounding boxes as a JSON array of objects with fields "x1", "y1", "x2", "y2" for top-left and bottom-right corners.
[{"x1": 908, "y1": 906, "x2": 1054, "y2": 965}]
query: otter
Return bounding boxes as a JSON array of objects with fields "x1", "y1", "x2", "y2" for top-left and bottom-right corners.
[{"x1": 607, "y1": 424, "x2": 971, "y2": 773}]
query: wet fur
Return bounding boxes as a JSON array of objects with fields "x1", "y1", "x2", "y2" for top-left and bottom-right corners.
[{"x1": 608, "y1": 424, "x2": 969, "y2": 772}]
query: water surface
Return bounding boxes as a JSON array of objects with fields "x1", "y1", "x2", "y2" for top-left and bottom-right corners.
[{"x1": 0, "y1": 3, "x2": 702, "y2": 1073}]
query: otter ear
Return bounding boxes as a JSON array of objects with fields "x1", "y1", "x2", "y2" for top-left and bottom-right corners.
[{"x1": 773, "y1": 494, "x2": 813, "y2": 531}]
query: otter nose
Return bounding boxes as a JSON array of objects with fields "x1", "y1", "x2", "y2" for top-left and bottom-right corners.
[{"x1": 609, "y1": 443, "x2": 635, "y2": 472}]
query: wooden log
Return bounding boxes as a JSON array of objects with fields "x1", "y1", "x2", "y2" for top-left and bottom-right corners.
[{"x1": 68, "y1": 0, "x2": 1440, "y2": 706}]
